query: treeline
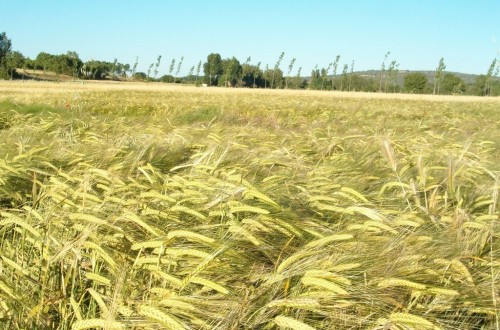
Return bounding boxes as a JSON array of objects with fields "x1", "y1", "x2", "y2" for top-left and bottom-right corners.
[{"x1": 1, "y1": 32, "x2": 499, "y2": 96}]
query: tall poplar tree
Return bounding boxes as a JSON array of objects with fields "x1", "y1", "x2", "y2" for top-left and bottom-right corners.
[
  {"x1": 0, "y1": 32, "x2": 12, "y2": 65},
  {"x1": 131, "y1": 56, "x2": 139, "y2": 77},
  {"x1": 321, "y1": 63, "x2": 332, "y2": 90},
  {"x1": 240, "y1": 56, "x2": 251, "y2": 86},
  {"x1": 271, "y1": 52, "x2": 285, "y2": 89},
  {"x1": 286, "y1": 57, "x2": 296, "y2": 89},
  {"x1": 295, "y1": 66, "x2": 302, "y2": 89},
  {"x1": 386, "y1": 60, "x2": 399, "y2": 93},
  {"x1": 379, "y1": 51, "x2": 390, "y2": 92},
  {"x1": 147, "y1": 63, "x2": 154, "y2": 81},
  {"x1": 348, "y1": 60, "x2": 355, "y2": 91},
  {"x1": 385, "y1": 60, "x2": 398, "y2": 93},
  {"x1": 341, "y1": 64, "x2": 348, "y2": 91},
  {"x1": 153, "y1": 55, "x2": 162, "y2": 80},
  {"x1": 484, "y1": 58, "x2": 497, "y2": 96},
  {"x1": 203, "y1": 53, "x2": 222, "y2": 86},
  {"x1": 195, "y1": 60, "x2": 202, "y2": 84},
  {"x1": 331, "y1": 55, "x2": 340, "y2": 90},
  {"x1": 253, "y1": 61, "x2": 261, "y2": 88},
  {"x1": 433, "y1": 57, "x2": 446, "y2": 94},
  {"x1": 188, "y1": 65, "x2": 194, "y2": 80},
  {"x1": 169, "y1": 58, "x2": 176, "y2": 76},
  {"x1": 175, "y1": 56, "x2": 184, "y2": 76}
]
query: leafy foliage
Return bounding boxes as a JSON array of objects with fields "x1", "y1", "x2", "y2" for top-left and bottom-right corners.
[
  {"x1": 0, "y1": 32, "x2": 13, "y2": 78},
  {"x1": 404, "y1": 72, "x2": 428, "y2": 93},
  {"x1": 441, "y1": 73, "x2": 466, "y2": 95},
  {"x1": 203, "y1": 53, "x2": 223, "y2": 86}
]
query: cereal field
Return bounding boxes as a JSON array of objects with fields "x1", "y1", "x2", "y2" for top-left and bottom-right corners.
[{"x1": 0, "y1": 81, "x2": 499, "y2": 329}]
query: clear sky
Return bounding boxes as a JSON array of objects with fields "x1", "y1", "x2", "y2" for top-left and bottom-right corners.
[{"x1": 2, "y1": 0, "x2": 499, "y2": 76}]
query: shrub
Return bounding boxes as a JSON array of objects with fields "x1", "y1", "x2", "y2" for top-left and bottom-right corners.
[{"x1": 404, "y1": 72, "x2": 428, "y2": 93}]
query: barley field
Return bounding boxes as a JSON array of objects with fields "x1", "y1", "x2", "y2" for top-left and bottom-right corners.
[{"x1": 0, "y1": 81, "x2": 499, "y2": 329}]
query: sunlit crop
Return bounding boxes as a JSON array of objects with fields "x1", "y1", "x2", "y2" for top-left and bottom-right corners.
[{"x1": 0, "y1": 81, "x2": 499, "y2": 329}]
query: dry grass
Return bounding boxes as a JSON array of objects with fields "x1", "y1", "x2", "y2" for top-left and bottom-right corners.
[
  {"x1": 0, "y1": 81, "x2": 499, "y2": 329},
  {"x1": 2, "y1": 80, "x2": 500, "y2": 102}
]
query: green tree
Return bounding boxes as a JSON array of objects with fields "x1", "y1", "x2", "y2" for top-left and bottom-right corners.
[
  {"x1": 266, "y1": 67, "x2": 284, "y2": 89},
  {"x1": 159, "y1": 74, "x2": 175, "y2": 83},
  {"x1": 168, "y1": 58, "x2": 176, "y2": 76},
  {"x1": 195, "y1": 60, "x2": 202, "y2": 85},
  {"x1": 321, "y1": 63, "x2": 331, "y2": 90},
  {"x1": 147, "y1": 63, "x2": 154, "y2": 81},
  {"x1": 81, "y1": 60, "x2": 113, "y2": 80},
  {"x1": 404, "y1": 72, "x2": 428, "y2": 93},
  {"x1": 353, "y1": 74, "x2": 374, "y2": 92},
  {"x1": 175, "y1": 56, "x2": 184, "y2": 76},
  {"x1": 133, "y1": 72, "x2": 147, "y2": 80},
  {"x1": 187, "y1": 65, "x2": 195, "y2": 83},
  {"x1": 220, "y1": 57, "x2": 241, "y2": 87},
  {"x1": 131, "y1": 57, "x2": 139, "y2": 77},
  {"x1": 386, "y1": 60, "x2": 399, "y2": 93},
  {"x1": 348, "y1": 60, "x2": 355, "y2": 91},
  {"x1": 111, "y1": 58, "x2": 118, "y2": 79},
  {"x1": 340, "y1": 64, "x2": 348, "y2": 91},
  {"x1": 242, "y1": 60, "x2": 259, "y2": 88},
  {"x1": 469, "y1": 75, "x2": 487, "y2": 96},
  {"x1": 240, "y1": 56, "x2": 251, "y2": 86},
  {"x1": 271, "y1": 52, "x2": 284, "y2": 89},
  {"x1": 5, "y1": 51, "x2": 24, "y2": 79},
  {"x1": 331, "y1": 55, "x2": 340, "y2": 90},
  {"x1": 262, "y1": 64, "x2": 270, "y2": 88},
  {"x1": 51, "y1": 54, "x2": 66, "y2": 78},
  {"x1": 0, "y1": 32, "x2": 12, "y2": 77},
  {"x1": 484, "y1": 58, "x2": 497, "y2": 96},
  {"x1": 35, "y1": 52, "x2": 52, "y2": 76},
  {"x1": 28, "y1": 51, "x2": 82, "y2": 79},
  {"x1": 203, "y1": 53, "x2": 222, "y2": 86},
  {"x1": 66, "y1": 51, "x2": 82, "y2": 78},
  {"x1": 433, "y1": 57, "x2": 446, "y2": 94},
  {"x1": 309, "y1": 65, "x2": 320, "y2": 90},
  {"x1": 285, "y1": 57, "x2": 296, "y2": 89},
  {"x1": 0, "y1": 32, "x2": 11, "y2": 61},
  {"x1": 153, "y1": 55, "x2": 162, "y2": 80},
  {"x1": 293, "y1": 66, "x2": 304, "y2": 89},
  {"x1": 253, "y1": 61, "x2": 261, "y2": 88},
  {"x1": 379, "y1": 51, "x2": 390, "y2": 92},
  {"x1": 441, "y1": 73, "x2": 465, "y2": 95},
  {"x1": 122, "y1": 63, "x2": 130, "y2": 78}
]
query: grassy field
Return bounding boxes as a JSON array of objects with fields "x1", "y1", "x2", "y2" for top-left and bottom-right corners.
[{"x1": 0, "y1": 81, "x2": 499, "y2": 329}]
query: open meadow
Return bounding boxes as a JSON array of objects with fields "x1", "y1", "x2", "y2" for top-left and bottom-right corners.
[{"x1": 0, "y1": 81, "x2": 499, "y2": 329}]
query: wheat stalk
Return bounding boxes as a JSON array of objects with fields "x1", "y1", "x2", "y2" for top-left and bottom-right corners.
[
  {"x1": 274, "y1": 315, "x2": 316, "y2": 330},
  {"x1": 71, "y1": 319, "x2": 125, "y2": 330},
  {"x1": 138, "y1": 305, "x2": 186, "y2": 330}
]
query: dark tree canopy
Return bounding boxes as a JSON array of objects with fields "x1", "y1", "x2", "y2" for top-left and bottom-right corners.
[
  {"x1": 404, "y1": 72, "x2": 428, "y2": 93},
  {"x1": 441, "y1": 73, "x2": 465, "y2": 95},
  {"x1": 203, "y1": 53, "x2": 222, "y2": 86},
  {"x1": 0, "y1": 32, "x2": 12, "y2": 63},
  {"x1": 219, "y1": 57, "x2": 241, "y2": 87},
  {"x1": 5, "y1": 51, "x2": 25, "y2": 79},
  {"x1": 0, "y1": 32, "x2": 13, "y2": 78}
]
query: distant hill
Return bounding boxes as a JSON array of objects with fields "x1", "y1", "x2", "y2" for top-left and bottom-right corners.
[
  {"x1": 304, "y1": 70, "x2": 488, "y2": 85},
  {"x1": 303, "y1": 70, "x2": 500, "y2": 95},
  {"x1": 354, "y1": 70, "x2": 485, "y2": 85}
]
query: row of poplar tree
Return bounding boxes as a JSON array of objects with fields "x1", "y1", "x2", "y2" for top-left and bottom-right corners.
[{"x1": 1, "y1": 32, "x2": 499, "y2": 95}]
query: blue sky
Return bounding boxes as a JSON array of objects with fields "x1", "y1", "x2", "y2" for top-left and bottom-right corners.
[{"x1": 2, "y1": 0, "x2": 499, "y2": 75}]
